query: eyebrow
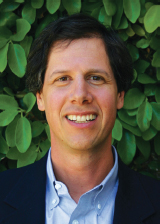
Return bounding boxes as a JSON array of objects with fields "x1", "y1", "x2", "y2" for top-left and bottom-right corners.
[{"x1": 49, "y1": 69, "x2": 111, "y2": 80}]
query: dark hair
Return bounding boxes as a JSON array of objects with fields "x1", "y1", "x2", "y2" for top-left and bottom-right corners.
[{"x1": 26, "y1": 13, "x2": 133, "y2": 94}]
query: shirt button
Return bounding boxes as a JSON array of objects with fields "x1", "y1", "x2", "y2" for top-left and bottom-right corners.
[
  {"x1": 72, "y1": 220, "x2": 79, "y2": 224},
  {"x1": 52, "y1": 199, "x2": 57, "y2": 204},
  {"x1": 98, "y1": 203, "x2": 101, "y2": 209},
  {"x1": 55, "y1": 183, "x2": 62, "y2": 190}
]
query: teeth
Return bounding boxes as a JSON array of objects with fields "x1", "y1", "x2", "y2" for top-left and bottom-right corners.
[
  {"x1": 73, "y1": 115, "x2": 76, "y2": 120},
  {"x1": 86, "y1": 115, "x2": 90, "y2": 121},
  {"x1": 67, "y1": 114, "x2": 97, "y2": 122}
]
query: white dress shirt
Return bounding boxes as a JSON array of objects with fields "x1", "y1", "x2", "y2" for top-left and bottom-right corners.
[{"x1": 45, "y1": 146, "x2": 119, "y2": 224}]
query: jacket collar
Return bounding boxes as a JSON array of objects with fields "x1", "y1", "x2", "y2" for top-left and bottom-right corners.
[{"x1": 113, "y1": 157, "x2": 155, "y2": 224}]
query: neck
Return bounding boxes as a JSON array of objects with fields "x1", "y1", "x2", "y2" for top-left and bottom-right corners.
[{"x1": 50, "y1": 141, "x2": 114, "y2": 203}]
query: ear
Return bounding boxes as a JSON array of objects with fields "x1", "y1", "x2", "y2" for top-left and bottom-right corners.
[
  {"x1": 117, "y1": 91, "x2": 125, "y2": 109},
  {"x1": 36, "y1": 92, "x2": 45, "y2": 111}
]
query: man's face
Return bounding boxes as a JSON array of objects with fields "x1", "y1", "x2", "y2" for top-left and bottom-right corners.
[{"x1": 37, "y1": 38, "x2": 124, "y2": 152}]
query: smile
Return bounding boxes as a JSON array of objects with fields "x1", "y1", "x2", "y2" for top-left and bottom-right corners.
[{"x1": 66, "y1": 114, "x2": 97, "y2": 123}]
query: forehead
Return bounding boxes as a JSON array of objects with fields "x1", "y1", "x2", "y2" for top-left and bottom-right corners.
[{"x1": 46, "y1": 38, "x2": 113, "y2": 74}]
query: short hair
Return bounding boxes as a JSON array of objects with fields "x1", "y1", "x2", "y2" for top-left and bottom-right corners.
[{"x1": 26, "y1": 13, "x2": 133, "y2": 94}]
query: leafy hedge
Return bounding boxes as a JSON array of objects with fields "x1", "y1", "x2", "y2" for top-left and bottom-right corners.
[{"x1": 0, "y1": 0, "x2": 160, "y2": 178}]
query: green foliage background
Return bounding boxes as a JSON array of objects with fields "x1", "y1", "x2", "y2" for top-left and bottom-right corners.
[{"x1": 0, "y1": 0, "x2": 160, "y2": 178}]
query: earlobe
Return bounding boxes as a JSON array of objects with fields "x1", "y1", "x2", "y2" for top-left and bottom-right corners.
[
  {"x1": 117, "y1": 91, "x2": 125, "y2": 109},
  {"x1": 36, "y1": 92, "x2": 45, "y2": 111}
]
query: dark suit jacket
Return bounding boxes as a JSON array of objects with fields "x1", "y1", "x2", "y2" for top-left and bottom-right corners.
[{"x1": 0, "y1": 152, "x2": 160, "y2": 224}]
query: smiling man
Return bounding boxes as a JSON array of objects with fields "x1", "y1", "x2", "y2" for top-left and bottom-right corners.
[{"x1": 1, "y1": 14, "x2": 160, "y2": 224}]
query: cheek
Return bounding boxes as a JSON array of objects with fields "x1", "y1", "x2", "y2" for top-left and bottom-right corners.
[{"x1": 44, "y1": 90, "x2": 66, "y2": 117}]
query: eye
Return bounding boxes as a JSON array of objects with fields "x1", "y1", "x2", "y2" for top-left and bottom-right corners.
[
  {"x1": 90, "y1": 76, "x2": 103, "y2": 81},
  {"x1": 89, "y1": 75, "x2": 105, "y2": 84},
  {"x1": 57, "y1": 76, "x2": 69, "y2": 82}
]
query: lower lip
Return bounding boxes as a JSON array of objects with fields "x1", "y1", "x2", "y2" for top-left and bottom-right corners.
[{"x1": 65, "y1": 117, "x2": 97, "y2": 128}]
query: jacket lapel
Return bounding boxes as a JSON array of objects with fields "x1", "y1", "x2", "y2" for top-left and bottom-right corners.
[
  {"x1": 113, "y1": 158, "x2": 155, "y2": 224},
  {"x1": 2, "y1": 153, "x2": 48, "y2": 224}
]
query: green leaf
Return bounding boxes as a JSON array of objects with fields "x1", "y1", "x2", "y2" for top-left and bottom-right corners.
[
  {"x1": 137, "y1": 101, "x2": 152, "y2": 132},
  {"x1": 118, "y1": 32, "x2": 128, "y2": 41},
  {"x1": 150, "y1": 102, "x2": 160, "y2": 131},
  {"x1": 39, "y1": 139, "x2": 50, "y2": 157},
  {"x1": 140, "y1": 0, "x2": 146, "y2": 17},
  {"x1": 131, "y1": 69, "x2": 137, "y2": 84},
  {"x1": 126, "y1": 108, "x2": 138, "y2": 116},
  {"x1": 62, "y1": 0, "x2": 81, "y2": 15},
  {"x1": 154, "y1": 132, "x2": 160, "y2": 155},
  {"x1": 127, "y1": 44, "x2": 139, "y2": 62},
  {"x1": 123, "y1": 88, "x2": 145, "y2": 109},
  {"x1": 152, "y1": 50, "x2": 160, "y2": 67},
  {"x1": 132, "y1": 24, "x2": 145, "y2": 36},
  {"x1": 14, "y1": 0, "x2": 24, "y2": 2},
  {"x1": 46, "y1": 0, "x2": 60, "y2": 14},
  {"x1": 155, "y1": 86, "x2": 160, "y2": 103},
  {"x1": 142, "y1": 125, "x2": 157, "y2": 140},
  {"x1": 157, "y1": 68, "x2": 160, "y2": 81},
  {"x1": 23, "y1": 92, "x2": 36, "y2": 112},
  {"x1": 126, "y1": 25, "x2": 135, "y2": 37},
  {"x1": 120, "y1": 120, "x2": 141, "y2": 136},
  {"x1": 102, "y1": 0, "x2": 117, "y2": 16},
  {"x1": 117, "y1": 129, "x2": 136, "y2": 165},
  {"x1": 15, "y1": 117, "x2": 32, "y2": 153},
  {"x1": 0, "y1": 95, "x2": 19, "y2": 110},
  {"x1": 20, "y1": 36, "x2": 33, "y2": 57},
  {"x1": 134, "y1": 59, "x2": 150, "y2": 73},
  {"x1": 0, "y1": 1, "x2": 20, "y2": 12},
  {"x1": 0, "y1": 109, "x2": 18, "y2": 126},
  {"x1": 0, "y1": 26, "x2": 12, "y2": 48},
  {"x1": 138, "y1": 73, "x2": 156, "y2": 84},
  {"x1": 118, "y1": 109, "x2": 137, "y2": 126},
  {"x1": 22, "y1": 3, "x2": 36, "y2": 24},
  {"x1": 118, "y1": 16, "x2": 128, "y2": 29},
  {"x1": 45, "y1": 124, "x2": 51, "y2": 141},
  {"x1": 144, "y1": 84, "x2": 156, "y2": 96},
  {"x1": 17, "y1": 144, "x2": 38, "y2": 168},
  {"x1": 144, "y1": 5, "x2": 160, "y2": 33},
  {"x1": 0, "y1": 95, "x2": 18, "y2": 110},
  {"x1": 11, "y1": 18, "x2": 31, "y2": 41},
  {"x1": 150, "y1": 36, "x2": 160, "y2": 50},
  {"x1": 0, "y1": 12, "x2": 18, "y2": 28},
  {"x1": 123, "y1": 0, "x2": 141, "y2": 23},
  {"x1": 112, "y1": 118, "x2": 122, "y2": 141},
  {"x1": 136, "y1": 136, "x2": 151, "y2": 158},
  {"x1": 145, "y1": 2, "x2": 154, "y2": 11},
  {"x1": 0, "y1": 43, "x2": 9, "y2": 72},
  {"x1": 136, "y1": 39, "x2": 150, "y2": 49},
  {"x1": 98, "y1": 6, "x2": 112, "y2": 27},
  {"x1": 6, "y1": 146, "x2": 21, "y2": 160},
  {"x1": 35, "y1": 13, "x2": 58, "y2": 38},
  {"x1": 0, "y1": 135, "x2": 9, "y2": 154},
  {"x1": 31, "y1": 121, "x2": 44, "y2": 138},
  {"x1": 31, "y1": 0, "x2": 44, "y2": 8},
  {"x1": 112, "y1": 0, "x2": 123, "y2": 29},
  {"x1": 8, "y1": 43, "x2": 27, "y2": 77},
  {"x1": 5, "y1": 115, "x2": 20, "y2": 147},
  {"x1": 3, "y1": 87, "x2": 14, "y2": 96}
]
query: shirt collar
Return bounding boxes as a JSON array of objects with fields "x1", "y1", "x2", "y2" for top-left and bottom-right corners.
[{"x1": 46, "y1": 146, "x2": 118, "y2": 214}]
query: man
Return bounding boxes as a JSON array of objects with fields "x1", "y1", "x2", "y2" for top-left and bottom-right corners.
[{"x1": 0, "y1": 14, "x2": 160, "y2": 224}]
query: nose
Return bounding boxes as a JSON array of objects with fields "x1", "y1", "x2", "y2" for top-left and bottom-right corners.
[{"x1": 69, "y1": 75, "x2": 93, "y2": 105}]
